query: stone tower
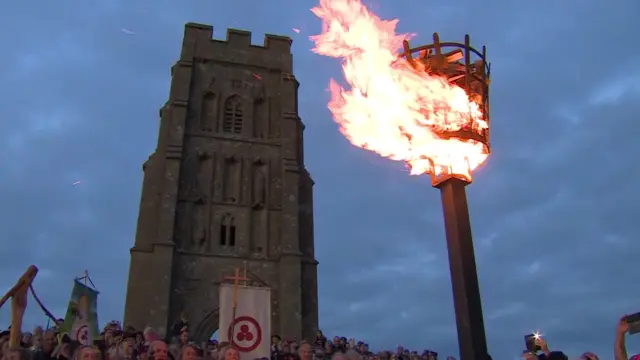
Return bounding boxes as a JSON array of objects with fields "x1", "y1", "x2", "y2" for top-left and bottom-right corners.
[{"x1": 123, "y1": 23, "x2": 318, "y2": 342}]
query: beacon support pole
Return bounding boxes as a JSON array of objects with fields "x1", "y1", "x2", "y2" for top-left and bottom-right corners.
[
  {"x1": 436, "y1": 177, "x2": 488, "y2": 360},
  {"x1": 400, "y1": 32, "x2": 492, "y2": 360}
]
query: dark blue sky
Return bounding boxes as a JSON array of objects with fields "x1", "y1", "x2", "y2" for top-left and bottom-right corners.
[{"x1": 1, "y1": 0, "x2": 640, "y2": 359}]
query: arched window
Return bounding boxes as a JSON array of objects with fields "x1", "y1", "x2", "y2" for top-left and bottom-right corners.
[
  {"x1": 222, "y1": 96, "x2": 243, "y2": 134},
  {"x1": 219, "y1": 214, "x2": 236, "y2": 247}
]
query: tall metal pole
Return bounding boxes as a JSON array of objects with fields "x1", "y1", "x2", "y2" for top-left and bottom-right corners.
[
  {"x1": 436, "y1": 177, "x2": 488, "y2": 360},
  {"x1": 398, "y1": 31, "x2": 492, "y2": 360}
]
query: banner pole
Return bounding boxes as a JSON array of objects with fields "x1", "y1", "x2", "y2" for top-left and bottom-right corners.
[
  {"x1": 231, "y1": 268, "x2": 239, "y2": 346},
  {"x1": 223, "y1": 268, "x2": 248, "y2": 348}
]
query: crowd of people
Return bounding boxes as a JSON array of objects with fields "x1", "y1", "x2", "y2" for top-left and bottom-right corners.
[{"x1": 0, "y1": 315, "x2": 637, "y2": 360}]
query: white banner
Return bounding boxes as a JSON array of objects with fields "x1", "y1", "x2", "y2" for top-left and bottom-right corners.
[{"x1": 219, "y1": 284, "x2": 271, "y2": 360}]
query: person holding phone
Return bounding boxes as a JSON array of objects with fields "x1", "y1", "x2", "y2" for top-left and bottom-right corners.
[
  {"x1": 615, "y1": 315, "x2": 631, "y2": 360},
  {"x1": 534, "y1": 336, "x2": 550, "y2": 358},
  {"x1": 523, "y1": 334, "x2": 551, "y2": 358}
]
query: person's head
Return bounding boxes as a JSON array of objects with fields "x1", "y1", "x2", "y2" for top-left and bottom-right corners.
[
  {"x1": 325, "y1": 342, "x2": 334, "y2": 353},
  {"x1": 56, "y1": 343, "x2": 72, "y2": 360},
  {"x1": 180, "y1": 344, "x2": 198, "y2": 360},
  {"x1": 345, "y1": 350, "x2": 362, "y2": 360},
  {"x1": 271, "y1": 336, "x2": 281, "y2": 346},
  {"x1": 579, "y1": 353, "x2": 599, "y2": 360},
  {"x1": 122, "y1": 332, "x2": 136, "y2": 348},
  {"x1": 207, "y1": 348, "x2": 218, "y2": 360},
  {"x1": 222, "y1": 347, "x2": 239, "y2": 360},
  {"x1": 42, "y1": 329, "x2": 56, "y2": 354},
  {"x1": 149, "y1": 341, "x2": 168, "y2": 360},
  {"x1": 0, "y1": 331, "x2": 9, "y2": 344},
  {"x1": 30, "y1": 335, "x2": 42, "y2": 350},
  {"x1": 21, "y1": 332, "x2": 32, "y2": 346},
  {"x1": 333, "y1": 337, "x2": 340, "y2": 345},
  {"x1": 298, "y1": 342, "x2": 313, "y2": 360},
  {"x1": 138, "y1": 344, "x2": 150, "y2": 360},
  {"x1": 106, "y1": 342, "x2": 123, "y2": 360},
  {"x1": 334, "y1": 350, "x2": 362, "y2": 360},
  {"x1": 94, "y1": 348, "x2": 103, "y2": 359},
  {"x1": 73, "y1": 345, "x2": 99, "y2": 360},
  {"x1": 396, "y1": 347, "x2": 403, "y2": 355},
  {"x1": 332, "y1": 353, "x2": 346, "y2": 360},
  {"x1": 123, "y1": 333, "x2": 137, "y2": 350},
  {"x1": 208, "y1": 340, "x2": 218, "y2": 351},
  {"x1": 3, "y1": 347, "x2": 32, "y2": 360},
  {"x1": 144, "y1": 327, "x2": 159, "y2": 343},
  {"x1": 1, "y1": 340, "x2": 10, "y2": 356},
  {"x1": 179, "y1": 329, "x2": 189, "y2": 346},
  {"x1": 121, "y1": 339, "x2": 135, "y2": 357},
  {"x1": 104, "y1": 329, "x2": 114, "y2": 347},
  {"x1": 112, "y1": 331, "x2": 123, "y2": 346}
]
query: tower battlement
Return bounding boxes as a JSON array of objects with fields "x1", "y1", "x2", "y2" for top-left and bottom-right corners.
[{"x1": 183, "y1": 22, "x2": 293, "y2": 56}]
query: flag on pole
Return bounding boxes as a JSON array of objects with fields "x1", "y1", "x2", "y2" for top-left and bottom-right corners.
[
  {"x1": 219, "y1": 284, "x2": 271, "y2": 360},
  {"x1": 60, "y1": 279, "x2": 99, "y2": 346}
]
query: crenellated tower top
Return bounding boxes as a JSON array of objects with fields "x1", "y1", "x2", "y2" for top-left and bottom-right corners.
[{"x1": 181, "y1": 23, "x2": 293, "y2": 71}]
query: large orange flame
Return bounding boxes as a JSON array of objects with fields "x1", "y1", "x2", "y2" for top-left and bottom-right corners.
[{"x1": 310, "y1": 0, "x2": 488, "y2": 180}]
